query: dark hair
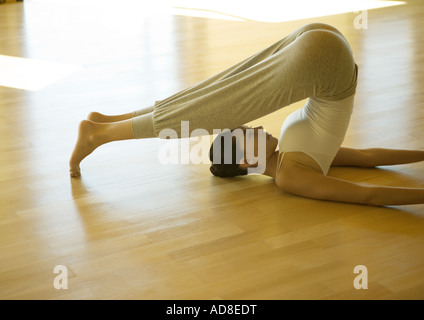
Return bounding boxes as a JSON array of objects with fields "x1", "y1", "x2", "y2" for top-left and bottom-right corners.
[{"x1": 209, "y1": 129, "x2": 248, "y2": 178}]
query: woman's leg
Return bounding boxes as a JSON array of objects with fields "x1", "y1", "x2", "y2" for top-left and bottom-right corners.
[
  {"x1": 87, "y1": 105, "x2": 154, "y2": 123},
  {"x1": 70, "y1": 23, "x2": 356, "y2": 175},
  {"x1": 87, "y1": 111, "x2": 133, "y2": 123},
  {"x1": 332, "y1": 147, "x2": 424, "y2": 168},
  {"x1": 147, "y1": 24, "x2": 357, "y2": 138}
]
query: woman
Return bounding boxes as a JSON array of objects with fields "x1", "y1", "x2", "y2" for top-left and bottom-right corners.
[{"x1": 70, "y1": 23, "x2": 424, "y2": 206}]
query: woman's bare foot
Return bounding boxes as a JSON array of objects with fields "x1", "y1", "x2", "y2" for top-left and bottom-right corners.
[
  {"x1": 69, "y1": 118, "x2": 135, "y2": 177},
  {"x1": 87, "y1": 111, "x2": 133, "y2": 123},
  {"x1": 69, "y1": 120, "x2": 103, "y2": 177}
]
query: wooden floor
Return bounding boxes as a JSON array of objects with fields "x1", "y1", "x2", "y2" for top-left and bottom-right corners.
[{"x1": 1, "y1": 0, "x2": 424, "y2": 300}]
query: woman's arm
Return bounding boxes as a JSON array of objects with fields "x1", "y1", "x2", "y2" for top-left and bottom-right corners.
[
  {"x1": 277, "y1": 155, "x2": 424, "y2": 206},
  {"x1": 332, "y1": 147, "x2": 424, "y2": 168}
]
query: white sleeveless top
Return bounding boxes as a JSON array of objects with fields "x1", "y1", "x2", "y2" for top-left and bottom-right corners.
[{"x1": 279, "y1": 93, "x2": 355, "y2": 175}]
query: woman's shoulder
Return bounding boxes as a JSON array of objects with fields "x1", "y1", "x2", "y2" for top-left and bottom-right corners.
[
  {"x1": 278, "y1": 152, "x2": 323, "y2": 172},
  {"x1": 274, "y1": 151, "x2": 330, "y2": 200},
  {"x1": 275, "y1": 151, "x2": 324, "y2": 188}
]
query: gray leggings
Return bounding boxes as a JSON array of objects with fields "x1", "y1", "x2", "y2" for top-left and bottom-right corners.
[{"x1": 132, "y1": 23, "x2": 358, "y2": 138}]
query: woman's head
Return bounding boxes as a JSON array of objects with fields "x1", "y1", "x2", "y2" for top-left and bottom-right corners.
[{"x1": 209, "y1": 126, "x2": 279, "y2": 177}]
